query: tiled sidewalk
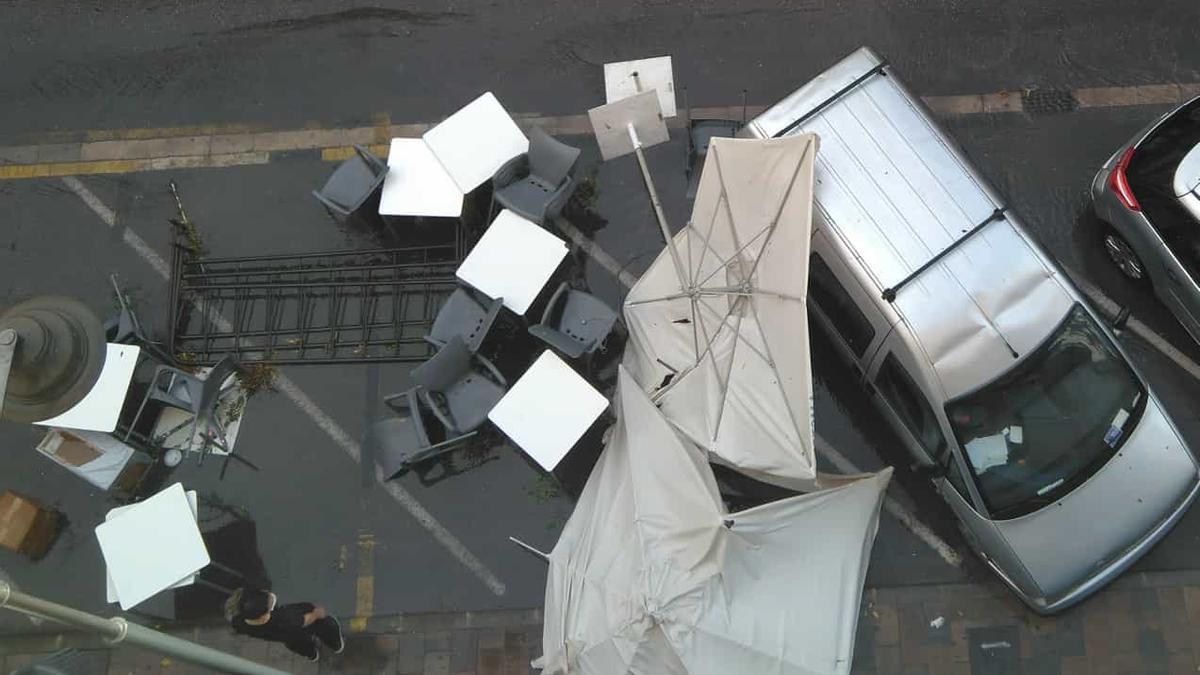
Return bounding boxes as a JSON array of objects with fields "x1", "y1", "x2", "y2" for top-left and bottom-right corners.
[{"x1": 5, "y1": 571, "x2": 1200, "y2": 674}]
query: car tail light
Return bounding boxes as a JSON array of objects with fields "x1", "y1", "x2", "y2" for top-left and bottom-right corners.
[{"x1": 1108, "y1": 145, "x2": 1141, "y2": 212}]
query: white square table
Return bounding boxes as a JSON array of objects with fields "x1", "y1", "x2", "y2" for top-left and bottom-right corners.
[
  {"x1": 423, "y1": 92, "x2": 528, "y2": 194},
  {"x1": 103, "y1": 487, "x2": 199, "y2": 604},
  {"x1": 35, "y1": 344, "x2": 140, "y2": 433},
  {"x1": 378, "y1": 138, "x2": 464, "y2": 218},
  {"x1": 604, "y1": 56, "x2": 677, "y2": 118},
  {"x1": 95, "y1": 483, "x2": 209, "y2": 610},
  {"x1": 456, "y1": 209, "x2": 568, "y2": 315},
  {"x1": 488, "y1": 351, "x2": 608, "y2": 470}
]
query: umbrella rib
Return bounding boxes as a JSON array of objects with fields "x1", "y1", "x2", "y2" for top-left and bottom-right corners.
[
  {"x1": 696, "y1": 223, "x2": 768, "y2": 285},
  {"x1": 743, "y1": 138, "x2": 812, "y2": 286},
  {"x1": 747, "y1": 295, "x2": 812, "y2": 464},
  {"x1": 711, "y1": 155, "x2": 747, "y2": 263},
  {"x1": 693, "y1": 298, "x2": 772, "y2": 366},
  {"x1": 707, "y1": 302, "x2": 746, "y2": 442},
  {"x1": 692, "y1": 192, "x2": 724, "y2": 289}
]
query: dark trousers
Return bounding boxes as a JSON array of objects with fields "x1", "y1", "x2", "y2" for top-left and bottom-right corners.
[{"x1": 282, "y1": 617, "x2": 341, "y2": 659}]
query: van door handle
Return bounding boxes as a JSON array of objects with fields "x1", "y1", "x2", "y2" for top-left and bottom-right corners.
[{"x1": 1166, "y1": 268, "x2": 1181, "y2": 284}]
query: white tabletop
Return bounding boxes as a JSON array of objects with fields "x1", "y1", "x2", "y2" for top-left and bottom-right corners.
[
  {"x1": 456, "y1": 209, "x2": 568, "y2": 315},
  {"x1": 488, "y1": 351, "x2": 608, "y2": 470},
  {"x1": 104, "y1": 487, "x2": 199, "y2": 603},
  {"x1": 378, "y1": 138, "x2": 464, "y2": 217},
  {"x1": 96, "y1": 483, "x2": 209, "y2": 610},
  {"x1": 36, "y1": 344, "x2": 140, "y2": 433},
  {"x1": 423, "y1": 92, "x2": 528, "y2": 193},
  {"x1": 604, "y1": 56, "x2": 677, "y2": 118}
]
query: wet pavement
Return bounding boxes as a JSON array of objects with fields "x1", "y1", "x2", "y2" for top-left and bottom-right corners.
[
  {"x1": 2, "y1": 2, "x2": 1200, "y2": 656},
  {"x1": 1, "y1": 0, "x2": 1199, "y2": 140}
]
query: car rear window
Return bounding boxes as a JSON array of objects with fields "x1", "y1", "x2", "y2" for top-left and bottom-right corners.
[
  {"x1": 1128, "y1": 98, "x2": 1200, "y2": 279},
  {"x1": 1129, "y1": 97, "x2": 1200, "y2": 199}
]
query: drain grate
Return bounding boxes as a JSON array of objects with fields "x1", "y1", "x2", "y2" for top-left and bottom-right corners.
[{"x1": 1022, "y1": 88, "x2": 1079, "y2": 115}]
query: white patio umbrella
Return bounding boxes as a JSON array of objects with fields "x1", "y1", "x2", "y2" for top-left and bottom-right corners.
[
  {"x1": 535, "y1": 367, "x2": 892, "y2": 675},
  {"x1": 623, "y1": 134, "x2": 820, "y2": 489}
]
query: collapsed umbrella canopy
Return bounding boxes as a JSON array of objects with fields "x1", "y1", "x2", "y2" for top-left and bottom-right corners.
[
  {"x1": 623, "y1": 134, "x2": 820, "y2": 488},
  {"x1": 537, "y1": 367, "x2": 891, "y2": 675}
]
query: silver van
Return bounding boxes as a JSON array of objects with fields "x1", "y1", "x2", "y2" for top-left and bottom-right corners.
[{"x1": 743, "y1": 47, "x2": 1200, "y2": 613}]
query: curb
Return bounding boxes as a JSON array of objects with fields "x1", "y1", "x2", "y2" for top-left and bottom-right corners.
[{"x1": 2, "y1": 82, "x2": 1199, "y2": 180}]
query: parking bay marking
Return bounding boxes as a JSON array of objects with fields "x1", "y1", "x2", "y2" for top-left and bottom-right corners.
[
  {"x1": 61, "y1": 176, "x2": 508, "y2": 598},
  {"x1": 555, "y1": 217, "x2": 965, "y2": 568}
]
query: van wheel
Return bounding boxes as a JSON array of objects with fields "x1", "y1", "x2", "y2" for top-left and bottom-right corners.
[{"x1": 1102, "y1": 229, "x2": 1147, "y2": 282}]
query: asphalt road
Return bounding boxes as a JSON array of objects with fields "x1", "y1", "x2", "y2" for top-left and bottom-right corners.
[
  {"x1": 1, "y1": 0, "x2": 1199, "y2": 141},
  {"x1": 2, "y1": 0, "x2": 1200, "y2": 629}
]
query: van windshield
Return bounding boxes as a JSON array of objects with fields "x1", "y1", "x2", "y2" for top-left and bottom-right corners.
[{"x1": 945, "y1": 304, "x2": 1145, "y2": 519}]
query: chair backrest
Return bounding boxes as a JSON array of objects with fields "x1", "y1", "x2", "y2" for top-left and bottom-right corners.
[
  {"x1": 199, "y1": 356, "x2": 241, "y2": 413},
  {"x1": 411, "y1": 336, "x2": 472, "y2": 393},
  {"x1": 528, "y1": 128, "x2": 581, "y2": 187}
]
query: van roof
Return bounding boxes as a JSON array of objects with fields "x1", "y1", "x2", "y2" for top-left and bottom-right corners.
[{"x1": 749, "y1": 48, "x2": 1076, "y2": 399}]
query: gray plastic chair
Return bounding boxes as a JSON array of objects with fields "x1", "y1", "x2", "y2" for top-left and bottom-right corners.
[
  {"x1": 105, "y1": 274, "x2": 173, "y2": 363},
  {"x1": 124, "y1": 355, "x2": 250, "y2": 476},
  {"x1": 491, "y1": 128, "x2": 582, "y2": 225},
  {"x1": 372, "y1": 387, "x2": 476, "y2": 481},
  {"x1": 426, "y1": 287, "x2": 504, "y2": 353},
  {"x1": 410, "y1": 336, "x2": 507, "y2": 434},
  {"x1": 312, "y1": 145, "x2": 389, "y2": 216},
  {"x1": 528, "y1": 282, "x2": 618, "y2": 359},
  {"x1": 683, "y1": 88, "x2": 745, "y2": 199}
]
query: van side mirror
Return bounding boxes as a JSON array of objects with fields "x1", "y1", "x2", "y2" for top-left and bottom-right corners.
[{"x1": 911, "y1": 462, "x2": 945, "y2": 479}]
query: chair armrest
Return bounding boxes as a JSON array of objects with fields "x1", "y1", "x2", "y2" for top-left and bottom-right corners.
[
  {"x1": 405, "y1": 430, "x2": 478, "y2": 467},
  {"x1": 492, "y1": 153, "x2": 529, "y2": 189},
  {"x1": 420, "y1": 389, "x2": 459, "y2": 434},
  {"x1": 540, "y1": 282, "x2": 570, "y2": 326},
  {"x1": 528, "y1": 324, "x2": 589, "y2": 359},
  {"x1": 382, "y1": 386, "x2": 420, "y2": 413},
  {"x1": 473, "y1": 353, "x2": 508, "y2": 387},
  {"x1": 354, "y1": 144, "x2": 389, "y2": 175},
  {"x1": 545, "y1": 176, "x2": 577, "y2": 221},
  {"x1": 312, "y1": 189, "x2": 351, "y2": 216}
]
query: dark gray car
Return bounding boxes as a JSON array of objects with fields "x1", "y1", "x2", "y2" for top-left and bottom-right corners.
[{"x1": 1091, "y1": 96, "x2": 1200, "y2": 343}]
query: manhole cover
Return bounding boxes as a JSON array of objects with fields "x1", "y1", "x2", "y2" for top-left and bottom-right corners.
[{"x1": 1022, "y1": 88, "x2": 1079, "y2": 115}]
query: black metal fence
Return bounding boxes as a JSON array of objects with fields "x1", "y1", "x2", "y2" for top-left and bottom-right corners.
[{"x1": 170, "y1": 231, "x2": 465, "y2": 365}]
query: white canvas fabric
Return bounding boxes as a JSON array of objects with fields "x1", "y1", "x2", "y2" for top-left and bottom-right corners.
[
  {"x1": 536, "y1": 368, "x2": 892, "y2": 675},
  {"x1": 623, "y1": 134, "x2": 820, "y2": 487}
]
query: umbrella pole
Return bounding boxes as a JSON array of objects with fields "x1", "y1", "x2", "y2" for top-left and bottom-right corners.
[
  {"x1": 509, "y1": 536, "x2": 550, "y2": 562},
  {"x1": 627, "y1": 123, "x2": 688, "y2": 288}
]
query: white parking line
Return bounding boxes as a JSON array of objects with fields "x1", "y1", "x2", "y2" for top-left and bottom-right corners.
[
  {"x1": 1062, "y1": 265, "x2": 1200, "y2": 382},
  {"x1": 62, "y1": 176, "x2": 508, "y2": 597},
  {"x1": 556, "y1": 217, "x2": 965, "y2": 568}
]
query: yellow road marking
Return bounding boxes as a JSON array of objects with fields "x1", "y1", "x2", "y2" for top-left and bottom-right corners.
[
  {"x1": 84, "y1": 122, "x2": 271, "y2": 142},
  {"x1": 350, "y1": 533, "x2": 376, "y2": 633},
  {"x1": 319, "y1": 144, "x2": 390, "y2": 162},
  {"x1": 6, "y1": 82, "x2": 1200, "y2": 178}
]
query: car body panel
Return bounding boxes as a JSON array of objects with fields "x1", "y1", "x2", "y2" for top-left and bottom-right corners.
[{"x1": 993, "y1": 396, "x2": 1199, "y2": 602}]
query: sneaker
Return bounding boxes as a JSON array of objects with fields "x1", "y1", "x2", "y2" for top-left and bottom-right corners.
[{"x1": 328, "y1": 616, "x2": 345, "y2": 654}]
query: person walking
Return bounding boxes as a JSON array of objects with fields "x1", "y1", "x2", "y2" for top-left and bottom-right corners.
[{"x1": 226, "y1": 588, "x2": 345, "y2": 662}]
